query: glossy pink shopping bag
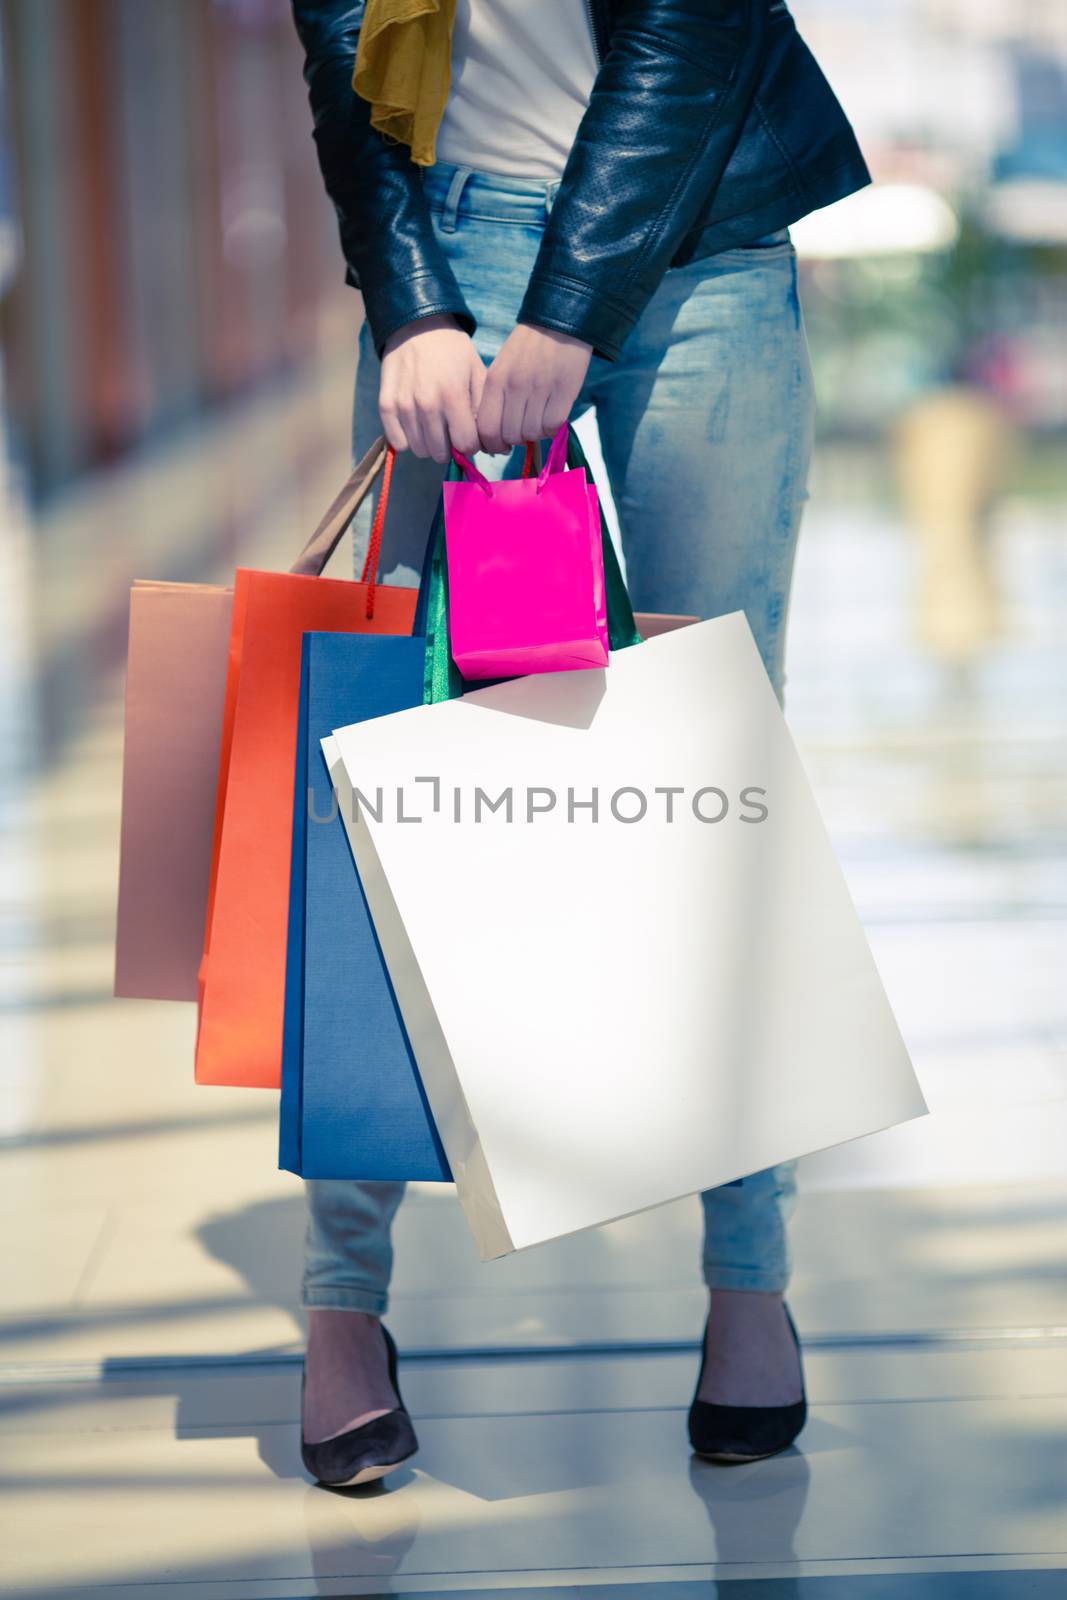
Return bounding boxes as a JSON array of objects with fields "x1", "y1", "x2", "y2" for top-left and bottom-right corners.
[{"x1": 443, "y1": 424, "x2": 609, "y2": 679}]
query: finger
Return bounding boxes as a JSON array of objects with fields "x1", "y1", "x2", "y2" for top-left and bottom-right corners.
[
  {"x1": 476, "y1": 380, "x2": 505, "y2": 455},
  {"x1": 468, "y1": 355, "x2": 488, "y2": 418},
  {"x1": 399, "y1": 403, "x2": 429, "y2": 460},
  {"x1": 379, "y1": 404, "x2": 410, "y2": 454},
  {"x1": 520, "y1": 389, "x2": 550, "y2": 446},
  {"x1": 543, "y1": 397, "x2": 572, "y2": 438},
  {"x1": 421, "y1": 405, "x2": 450, "y2": 466},
  {"x1": 445, "y1": 389, "x2": 480, "y2": 459},
  {"x1": 500, "y1": 385, "x2": 527, "y2": 450}
]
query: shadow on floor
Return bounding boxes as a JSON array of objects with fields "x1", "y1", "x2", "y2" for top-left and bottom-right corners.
[{"x1": 192, "y1": 1195, "x2": 308, "y2": 1478}]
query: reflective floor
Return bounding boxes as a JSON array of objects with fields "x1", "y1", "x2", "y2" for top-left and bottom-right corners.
[{"x1": 1, "y1": 358, "x2": 1065, "y2": 1597}]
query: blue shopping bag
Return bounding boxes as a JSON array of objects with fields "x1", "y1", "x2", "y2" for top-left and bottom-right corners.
[{"x1": 279, "y1": 630, "x2": 451, "y2": 1180}]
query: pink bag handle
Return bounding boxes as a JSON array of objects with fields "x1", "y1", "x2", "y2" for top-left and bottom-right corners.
[
  {"x1": 537, "y1": 422, "x2": 570, "y2": 485},
  {"x1": 450, "y1": 425, "x2": 568, "y2": 497},
  {"x1": 449, "y1": 448, "x2": 494, "y2": 494}
]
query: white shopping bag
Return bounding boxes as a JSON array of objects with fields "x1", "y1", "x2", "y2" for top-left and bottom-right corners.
[{"x1": 330, "y1": 614, "x2": 927, "y2": 1259}]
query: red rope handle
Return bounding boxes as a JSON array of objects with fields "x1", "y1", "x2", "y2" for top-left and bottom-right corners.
[
  {"x1": 521, "y1": 441, "x2": 536, "y2": 478},
  {"x1": 360, "y1": 444, "x2": 395, "y2": 618}
]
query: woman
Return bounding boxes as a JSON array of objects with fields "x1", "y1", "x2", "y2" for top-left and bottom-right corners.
[{"x1": 292, "y1": 0, "x2": 870, "y2": 1485}]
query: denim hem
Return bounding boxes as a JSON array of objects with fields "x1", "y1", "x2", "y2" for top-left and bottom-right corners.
[
  {"x1": 302, "y1": 1288, "x2": 388, "y2": 1315},
  {"x1": 702, "y1": 1266, "x2": 790, "y2": 1293}
]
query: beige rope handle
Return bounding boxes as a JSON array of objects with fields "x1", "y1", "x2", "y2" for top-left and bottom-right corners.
[{"x1": 289, "y1": 435, "x2": 389, "y2": 578}]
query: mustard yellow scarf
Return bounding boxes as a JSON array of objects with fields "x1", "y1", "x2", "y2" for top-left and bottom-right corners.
[{"x1": 354, "y1": 0, "x2": 456, "y2": 168}]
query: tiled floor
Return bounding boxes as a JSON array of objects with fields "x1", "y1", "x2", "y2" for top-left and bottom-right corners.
[{"x1": 1, "y1": 369, "x2": 1065, "y2": 1596}]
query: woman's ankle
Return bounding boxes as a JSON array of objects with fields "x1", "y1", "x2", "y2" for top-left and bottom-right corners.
[
  {"x1": 699, "y1": 1289, "x2": 803, "y2": 1407},
  {"x1": 303, "y1": 1310, "x2": 399, "y2": 1443}
]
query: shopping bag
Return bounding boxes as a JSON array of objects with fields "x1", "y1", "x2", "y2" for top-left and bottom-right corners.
[
  {"x1": 280, "y1": 437, "x2": 649, "y2": 1177},
  {"x1": 115, "y1": 581, "x2": 233, "y2": 1000},
  {"x1": 280, "y1": 473, "x2": 693, "y2": 1177},
  {"x1": 444, "y1": 422, "x2": 609, "y2": 679},
  {"x1": 196, "y1": 439, "x2": 417, "y2": 1088},
  {"x1": 279, "y1": 630, "x2": 450, "y2": 1179},
  {"x1": 633, "y1": 612, "x2": 700, "y2": 638},
  {"x1": 115, "y1": 443, "x2": 398, "y2": 1006},
  {"x1": 328, "y1": 429, "x2": 927, "y2": 1258},
  {"x1": 282, "y1": 607, "x2": 691, "y2": 1179},
  {"x1": 424, "y1": 431, "x2": 642, "y2": 708}
]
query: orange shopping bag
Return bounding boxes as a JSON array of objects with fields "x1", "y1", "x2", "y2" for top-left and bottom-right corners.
[{"x1": 197, "y1": 437, "x2": 415, "y2": 1087}]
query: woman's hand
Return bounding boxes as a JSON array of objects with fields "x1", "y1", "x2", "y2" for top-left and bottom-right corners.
[
  {"x1": 477, "y1": 325, "x2": 593, "y2": 455},
  {"x1": 379, "y1": 315, "x2": 486, "y2": 463}
]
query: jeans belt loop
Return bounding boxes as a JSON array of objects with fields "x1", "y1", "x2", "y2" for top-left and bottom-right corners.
[{"x1": 440, "y1": 166, "x2": 474, "y2": 234}]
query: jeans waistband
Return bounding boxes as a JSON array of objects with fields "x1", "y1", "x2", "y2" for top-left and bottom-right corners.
[
  {"x1": 422, "y1": 161, "x2": 792, "y2": 254},
  {"x1": 422, "y1": 161, "x2": 560, "y2": 232}
]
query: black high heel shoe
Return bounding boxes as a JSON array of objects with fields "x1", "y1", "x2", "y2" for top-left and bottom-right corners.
[
  {"x1": 688, "y1": 1301, "x2": 807, "y2": 1464},
  {"x1": 301, "y1": 1321, "x2": 418, "y2": 1487}
]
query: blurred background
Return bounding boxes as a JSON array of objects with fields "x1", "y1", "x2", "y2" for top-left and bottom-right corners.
[
  {"x1": 3, "y1": 0, "x2": 1066, "y2": 762},
  {"x1": 0, "y1": 1, "x2": 1065, "y2": 1594}
]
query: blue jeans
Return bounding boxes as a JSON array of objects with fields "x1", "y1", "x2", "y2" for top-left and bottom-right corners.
[{"x1": 304, "y1": 162, "x2": 813, "y2": 1313}]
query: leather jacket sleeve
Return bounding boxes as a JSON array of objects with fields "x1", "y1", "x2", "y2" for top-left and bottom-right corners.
[
  {"x1": 291, "y1": 0, "x2": 475, "y2": 355},
  {"x1": 519, "y1": 0, "x2": 771, "y2": 360}
]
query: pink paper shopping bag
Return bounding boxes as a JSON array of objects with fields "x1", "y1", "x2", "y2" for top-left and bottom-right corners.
[{"x1": 443, "y1": 424, "x2": 608, "y2": 680}]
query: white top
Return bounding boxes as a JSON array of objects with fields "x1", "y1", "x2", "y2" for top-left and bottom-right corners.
[{"x1": 435, "y1": 0, "x2": 599, "y2": 181}]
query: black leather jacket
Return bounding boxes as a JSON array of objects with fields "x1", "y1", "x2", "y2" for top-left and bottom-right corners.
[{"x1": 292, "y1": 0, "x2": 870, "y2": 361}]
